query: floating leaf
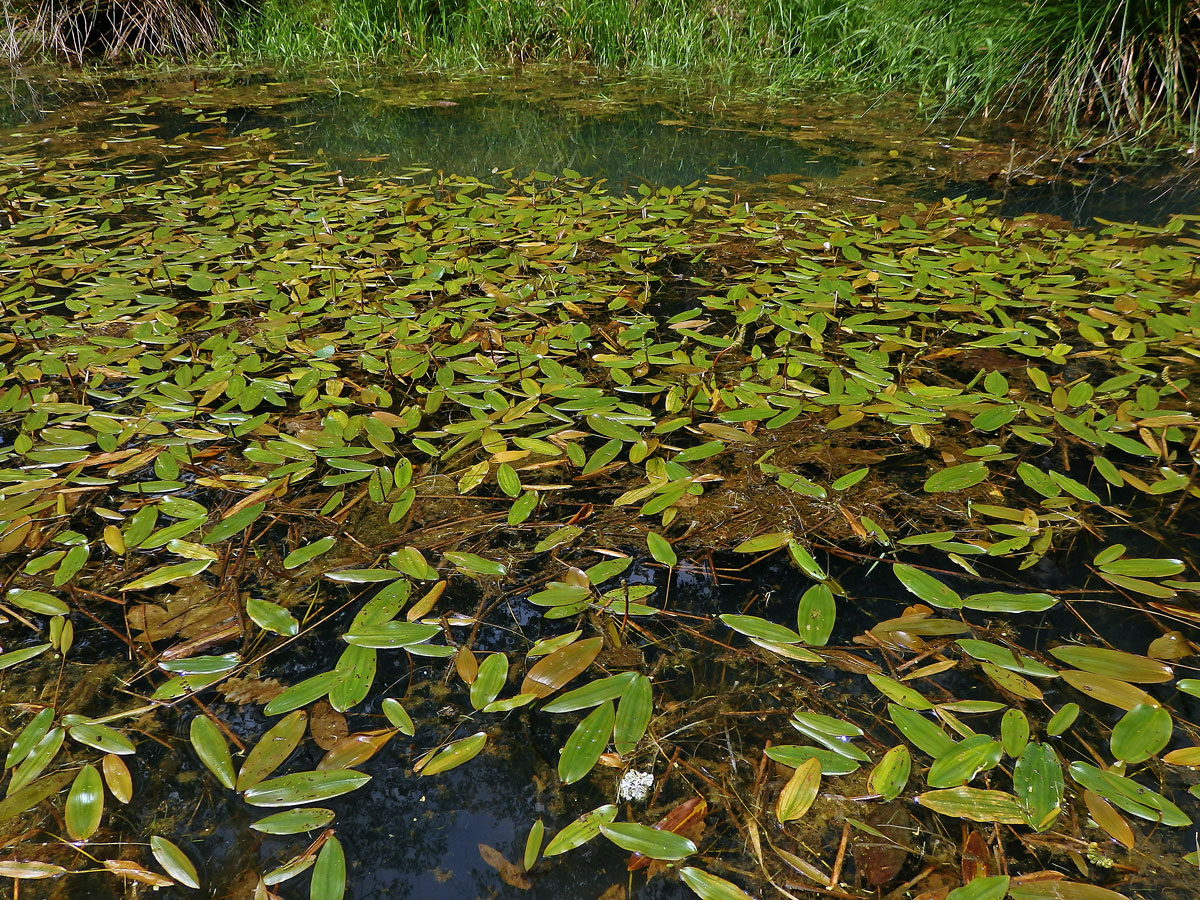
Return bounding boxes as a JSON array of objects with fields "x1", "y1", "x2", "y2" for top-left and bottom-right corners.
[
  {"x1": 601, "y1": 822, "x2": 696, "y2": 860},
  {"x1": 251, "y1": 808, "x2": 336, "y2": 835},
  {"x1": 443, "y1": 552, "x2": 507, "y2": 577},
  {"x1": 559, "y1": 701, "x2": 615, "y2": 784},
  {"x1": 1068, "y1": 762, "x2": 1190, "y2": 826},
  {"x1": 733, "y1": 532, "x2": 791, "y2": 553},
  {"x1": 470, "y1": 653, "x2": 510, "y2": 710},
  {"x1": 1013, "y1": 743, "x2": 1063, "y2": 831},
  {"x1": 916, "y1": 787, "x2": 1026, "y2": 824},
  {"x1": 945, "y1": 876, "x2": 1010, "y2": 900},
  {"x1": 6, "y1": 589, "x2": 69, "y2": 616},
  {"x1": 65, "y1": 764, "x2": 103, "y2": 842},
  {"x1": 868, "y1": 745, "x2": 911, "y2": 801},
  {"x1": 381, "y1": 698, "x2": 415, "y2": 735},
  {"x1": 283, "y1": 536, "x2": 336, "y2": 569},
  {"x1": 68, "y1": 723, "x2": 135, "y2": 756},
  {"x1": 524, "y1": 819, "x2": 544, "y2": 871},
  {"x1": 893, "y1": 564, "x2": 962, "y2": 608},
  {"x1": 311, "y1": 835, "x2": 346, "y2": 900},
  {"x1": 122, "y1": 559, "x2": 212, "y2": 591},
  {"x1": 1110, "y1": 704, "x2": 1172, "y2": 763},
  {"x1": 190, "y1": 716, "x2": 236, "y2": 790},
  {"x1": 680, "y1": 866, "x2": 756, "y2": 900},
  {"x1": 796, "y1": 583, "x2": 835, "y2": 646},
  {"x1": 614, "y1": 675, "x2": 653, "y2": 756},
  {"x1": 237, "y1": 711, "x2": 308, "y2": 791},
  {"x1": 244, "y1": 770, "x2": 371, "y2": 807},
  {"x1": 646, "y1": 531, "x2": 677, "y2": 566},
  {"x1": 418, "y1": 732, "x2": 487, "y2": 776},
  {"x1": 1049, "y1": 646, "x2": 1172, "y2": 683},
  {"x1": 521, "y1": 637, "x2": 602, "y2": 698},
  {"x1": 201, "y1": 502, "x2": 266, "y2": 544},
  {"x1": 150, "y1": 836, "x2": 200, "y2": 890},
  {"x1": 721, "y1": 614, "x2": 802, "y2": 644},
  {"x1": 247, "y1": 597, "x2": 300, "y2": 637},
  {"x1": 776, "y1": 756, "x2": 821, "y2": 823},
  {"x1": 543, "y1": 804, "x2": 618, "y2": 856},
  {"x1": 924, "y1": 461, "x2": 988, "y2": 493},
  {"x1": 102, "y1": 754, "x2": 133, "y2": 804},
  {"x1": 963, "y1": 591, "x2": 1057, "y2": 613},
  {"x1": 543, "y1": 672, "x2": 637, "y2": 713}
]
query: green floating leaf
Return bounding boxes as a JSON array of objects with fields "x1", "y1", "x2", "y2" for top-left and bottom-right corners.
[
  {"x1": 311, "y1": 835, "x2": 346, "y2": 900},
  {"x1": 201, "y1": 502, "x2": 266, "y2": 544},
  {"x1": 1068, "y1": 762, "x2": 1191, "y2": 827},
  {"x1": 122, "y1": 559, "x2": 212, "y2": 591},
  {"x1": 244, "y1": 770, "x2": 372, "y2": 807},
  {"x1": 1110, "y1": 704, "x2": 1173, "y2": 763},
  {"x1": 543, "y1": 804, "x2": 618, "y2": 857},
  {"x1": 927, "y1": 735, "x2": 1003, "y2": 788},
  {"x1": 868, "y1": 745, "x2": 910, "y2": 801},
  {"x1": 189, "y1": 716, "x2": 235, "y2": 790},
  {"x1": 614, "y1": 675, "x2": 653, "y2": 757},
  {"x1": 888, "y1": 704, "x2": 956, "y2": 758},
  {"x1": 6, "y1": 589, "x2": 69, "y2": 616},
  {"x1": 443, "y1": 552, "x2": 507, "y2": 577},
  {"x1": 945, "y1": 875, "x2": 1010, "y2": 900},
  {"x1": 264, "y1": 670, "x2": 337, "y2": 716},
  {"x1": 524, "y1": 819, "x2": 544, "y2": 871},
  {"x1": 237, "y1": 711, "x2": 308, "y2": 792},
  {"x1": 962, "y1": 591, "x2": 1057, "y2": 613},
  {"x1": 680, "y1": 866, "x2": 756, "y2": 900},
  {"x1": 916, "y1": 787, "x2": 1026, "y2": 824},
  {"x1": 251, "y1": 807, "x2": 336, "y2": 835},
  {"x1": 646, "y1": 531, "x2": 677, "y2": 566},
  {"x1": 159, "y1": 653, "x2": 239, "y2": 676},
  {"x1": 68, "y1": 723, "x2": 135, "y2": 756},
  {"x1": 419, "y1": 732, "x2": 487, "y2": 776},
  {"x1": 893, "y1": 564, "x2": 962, "y2": 608},
  {"x1": 381, "y1": 698, "x2": 415, "y2": 735},
  {"x1": 720, "y1": 614, "x2": 802, "y2": 644},
  {"x1": 1049, "y1": 646, "x2": 1172, "y2": 683},
  {"x1": 796, "y1": 583, "x2": 835, "y2": 646},
  {"x1": 924, "y1": 461, "x2": 988, "y2": 493},
  {"x1": 65, "y1": 764, "x2": 103, "y2": 842},
  {"x1": 342, "y1": 623, "x2": 441, "y2": 649},
  {"x1": 733, "y1": 532, "x2": 790, "y2": 554},
  {"x1": 0, "y1": 643, "x2": 52, "y2": 671},
  {"x1": 283, "y1": 536, "x2": 336, "y2": 569},
  {"x1": 470, "y1": 652, "x2": 509, "y2": 710},
  {"x1": 247, "y1": 597, "x2": 300, "y2": 636},
  {"x1": 1013, "y1": 742, "x2": 1064, "y2": 831},
  {"x1": 559, "y1": 700, "x2": 615, "y2": 784},
  {"x1": 601, "y1": 822, "x2": 695, "y2": 860},
  {"x1": 150, "y1": 836, "x2": 200, "y2": 890},
  {"x1": 542, "y1": 672, "x2": 637, "y2": 714}
]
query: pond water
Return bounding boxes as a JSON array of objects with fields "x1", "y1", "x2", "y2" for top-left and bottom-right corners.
[{"x1": 2, "y1": 69, "x2": 1200, "y2": 900}]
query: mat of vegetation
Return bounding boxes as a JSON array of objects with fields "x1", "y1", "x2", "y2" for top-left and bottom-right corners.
[{"x1": 2, "y1": 106, "x2": 1200, "y2": 900}]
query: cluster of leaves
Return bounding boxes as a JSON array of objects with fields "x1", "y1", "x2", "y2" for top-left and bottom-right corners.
[{"x1": 1, "y1": 93, "x2": 1200, "y2": 900}]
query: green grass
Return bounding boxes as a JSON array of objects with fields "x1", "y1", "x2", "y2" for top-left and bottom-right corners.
[{"x1": 9, "y1": 0, "x2": 1198, "y2": 148}]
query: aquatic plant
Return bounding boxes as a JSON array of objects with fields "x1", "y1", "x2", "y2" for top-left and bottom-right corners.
[{"x1": 1, "y1": 88, "x2": 1199, "y2": 898}]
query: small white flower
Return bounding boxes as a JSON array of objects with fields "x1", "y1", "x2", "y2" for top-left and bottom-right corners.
[{"x1": 618, "y1": 769, "x2": 654, "y2": 802}]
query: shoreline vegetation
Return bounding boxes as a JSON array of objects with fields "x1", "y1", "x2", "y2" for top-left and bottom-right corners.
[{"x1": 1, "y1": 0, "x2": 1198, "y2": 150}]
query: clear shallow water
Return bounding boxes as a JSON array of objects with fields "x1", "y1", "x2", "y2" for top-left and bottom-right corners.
[
  {"x1": 3, "y1": 68, "x2": 1200, "y2": 900},
  {"x1": 5, "y1": 70, "x2": 1197, "y2": 224}
]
